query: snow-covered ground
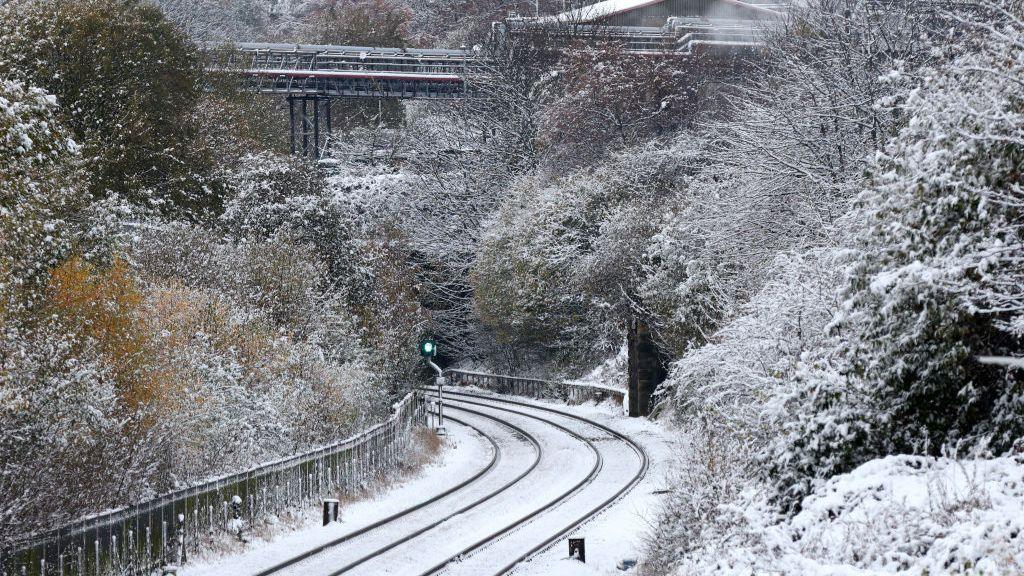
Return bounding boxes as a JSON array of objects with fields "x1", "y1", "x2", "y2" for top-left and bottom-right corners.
[
  {"x1": 184, "y1": 419, "x2": 496, "y2": 575},
  {"x1": 671, "y1": 455, "x2": 1024, "y2": 575},
  {"x1": 181, "y1": 389, "x2": 673, "y2": 576}
]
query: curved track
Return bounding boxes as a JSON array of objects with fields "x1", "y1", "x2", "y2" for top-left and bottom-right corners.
[
  {"x1": 251, "y1": 409, "x2": 541, "y2": 576},
  {"x1": 427, "y1": 389, "x2": 650, "y2": 576},
  {"x1": 410, "y1": 400, "x2": 604, "y2": 576},
  {"x1": 196, "y1": 386, "x2": 649, "y2": 576}
]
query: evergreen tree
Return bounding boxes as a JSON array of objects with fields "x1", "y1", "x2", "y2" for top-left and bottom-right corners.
[
  {"x1": 0, "y1": 0, "x2": 213, "y2": 216},
  {"x1": 0, "y1": 80, "x2": 85, "y2": 316}
]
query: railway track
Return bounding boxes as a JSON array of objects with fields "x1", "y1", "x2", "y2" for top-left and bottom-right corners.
[
  {"x1": 193, "y1": 386, "x2": 649, "y2": 576},
  {"x1": 429, "y1": 389, "x2": 650, "y2": 576},
  {"x1": 410, "y1": 399, "x2": 604, "y2": 576},
  {"x1": 248, "y1": 409, "x2": 541, "y2": 576}
]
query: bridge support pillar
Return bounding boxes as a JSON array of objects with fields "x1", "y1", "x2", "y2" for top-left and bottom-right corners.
[
  {"x1": 627, "y1": 316, "x2": 665, "y2": 417},
  {"x1": 288, "y1": 96, "x2": 333, "y2": 159}
]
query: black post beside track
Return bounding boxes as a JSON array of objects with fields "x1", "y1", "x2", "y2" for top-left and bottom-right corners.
[
  {"x1": 253, "y1": 410, "x2": 532, "y2": 576},
  {"x1": 423, "y1": 388, "x2": 650, "y2": 576}
]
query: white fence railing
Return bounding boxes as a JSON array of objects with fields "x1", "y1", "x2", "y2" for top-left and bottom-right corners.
[{"x1": 1, "y1": 393, "x2": 424, "y2": 576}]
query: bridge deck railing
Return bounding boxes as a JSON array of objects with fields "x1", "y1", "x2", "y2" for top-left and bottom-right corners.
[
  {"x1": 1, "y1": 393, "x2": 424, "y2": 576},
  {"x1": 205, "y1": 45, "x2": 490, "y2": 77},
  {"x1": 447, "y1": 369, "x2": 625, "y2": 407}
]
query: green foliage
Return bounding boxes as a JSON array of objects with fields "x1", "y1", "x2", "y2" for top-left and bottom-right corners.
[
  {"x1": 0, "y1": 0, "x2": 213, "y2": 215},
  {"x1": 0, "y1": 80, "x2": 85, "y2": 316}
]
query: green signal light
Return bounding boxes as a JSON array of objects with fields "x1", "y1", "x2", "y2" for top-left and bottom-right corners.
[{"x1": 419, "y1": 338, "x2": 437, "y2": 357}]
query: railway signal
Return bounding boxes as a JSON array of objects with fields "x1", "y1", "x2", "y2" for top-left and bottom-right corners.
[
  {"x1": 420, "y1": 337, "x2": 445, "y2": 430},
  {"x1": 419, "y1": 338, "x2": 437, "y2": 357}
]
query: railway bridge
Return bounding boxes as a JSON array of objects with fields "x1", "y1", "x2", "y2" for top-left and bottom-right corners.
[{"x1": 202, "y1": 0, "x2": 782, "y2": 158}]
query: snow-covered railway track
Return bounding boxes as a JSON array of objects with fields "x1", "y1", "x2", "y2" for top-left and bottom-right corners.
[
  {"x1": 244, "y1": 409, "x2": 542, "y2": 576},
  {"x1": 409, "y1": 399, "x2": 605, "y2": 576},
  {"x1": 425, "y1": 389, "x2": 650, "y2": 576},
  {"x1": 187, "y1": 388, "x2": 649, "y2": 576}
]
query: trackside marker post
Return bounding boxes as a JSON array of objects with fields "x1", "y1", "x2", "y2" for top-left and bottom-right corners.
[
  {"x1": 323, "y1": 499, "x2": 340, "y2": 525},
  {"x1": 569, "y1": 538, "x2": 586, "y2": 562}
]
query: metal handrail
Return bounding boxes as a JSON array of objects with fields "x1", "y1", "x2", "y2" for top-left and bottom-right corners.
[
  {"x1": 1, "y1": 393, "x2": 424, "y2": 576},
  {"x1": 447, "y1": 369, "x2": 626, "y2": 406}
]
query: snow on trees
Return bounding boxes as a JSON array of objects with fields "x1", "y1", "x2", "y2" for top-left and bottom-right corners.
[
  {"x1": 0, "y1": 1, "x2": 426, "y2": 546},
  {"x1": 0, "y1": 0, "x2": 218, "y2": 216},
  {"x1": 769, "y1": 7, "x2": 1024, "y2": 511},
  {"x1": 0, "y1": 80, "x2": 84, "y2": 317},
  {"x1": 472, "y1": 140, "x2": 685, "y2": 371}
]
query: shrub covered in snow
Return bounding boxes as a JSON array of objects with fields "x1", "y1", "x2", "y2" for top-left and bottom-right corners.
[
  {"x1": 770, "y1": 7, "x2": 1024, "y2": 511},
  {"x1": 472, "y1": 141, "x2": 686, "y2": 372},
  {"x1": 0, "y1": 80, "x2": 84, "y2": 316},
  {"x1": 659, "y1": 455, "x2": 1024, "y2": 576},
  {"x1": 642, "y1": 2, "x2": 1024, "y2": 574}
]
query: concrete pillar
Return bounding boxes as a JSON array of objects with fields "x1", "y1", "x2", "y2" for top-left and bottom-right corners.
[{"x1": 627, "y1": 316, "x2": 665, "y2": 417}]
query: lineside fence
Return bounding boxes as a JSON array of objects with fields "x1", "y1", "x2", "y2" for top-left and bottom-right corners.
[
  {"x1": 1, "y1": 393, "x2": 424, "y2": 576},
  {"x1": 447, "y1": 369, "x2": 625, "y2": 406}
]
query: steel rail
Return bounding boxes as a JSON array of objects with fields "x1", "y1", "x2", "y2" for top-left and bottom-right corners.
[
  {"x1": 433, "y1": 388, "x2": 650, "y2": 576},
  {"x1": 317, "y1": 405, "x2": 544, "y2": 576},
  {"x1": 411, "y1": 392, "x2": 605, "y2": 576},
  {"x1": 250, "y1": 411, "x2": 514, "y2": 576}
]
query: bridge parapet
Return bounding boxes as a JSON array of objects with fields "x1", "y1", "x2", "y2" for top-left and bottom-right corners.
[{"x1": 202, "y1": 42, "x2": 489, "y2": 99}]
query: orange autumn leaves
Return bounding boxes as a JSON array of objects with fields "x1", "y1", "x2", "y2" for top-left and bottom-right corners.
[{"x1": 46, "y1": 256, "x2": 158, "y2": 411}]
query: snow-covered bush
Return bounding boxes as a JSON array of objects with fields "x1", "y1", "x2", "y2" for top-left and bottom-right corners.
[
  {"x1": 665, "y1": 250, "x2": 842, "y2": 438},
  {"x1": 219, "y1": 151, "x2": 427, "y2": 387},
  {"x1": 0, "y1": 0, "x2": 215, "y2": 214},
  {"x1": 643, "y1": 2, "x2": 1024, "y2": 572},
  {"x1": 657, "y1": 455, "x2": 1024, "y2": 575},
  {"x1": 0, "y1": 80, "x2": 84, "y2": 316},
  {"x1": 770, "y1": 10, "x2": 1024, "y2": 511},
  {"x1": 0, "y1": 318, "x2": 156, "y2": 543},
  {"x1": 0, "y1": 0, "x2": 426, "y2": 548},
  {"x1": 143, "y1": 281, "x2": 378, "y2": 484},
  {"x1": 473, "y1": 141, "x2": 684, "y2": 371},
  {"x1": 643, "y1": 250, "x2": 843, "y2": 572}
]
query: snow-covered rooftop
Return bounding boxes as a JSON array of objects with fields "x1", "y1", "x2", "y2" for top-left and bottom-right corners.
[{"x1": 549, "y1": 0, "x2": 666, "y2": 24}]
